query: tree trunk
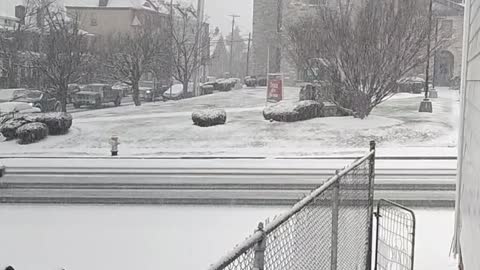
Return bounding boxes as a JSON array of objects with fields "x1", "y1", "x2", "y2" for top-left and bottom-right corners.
[
  {"x1": 7, "y1": 65, "x2": 18, "y2": 88},
  {"x1": 60, "y1": 84, "x2": 68, "y2": 112},
  {"x1": 132, "y1": 80, "x2": 141, "y2": 106},
  {"x1": 183, "y1": 82, "x2": 189, "y2": 96}
]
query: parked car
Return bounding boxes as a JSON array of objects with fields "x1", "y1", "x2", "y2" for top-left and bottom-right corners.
[
  {"x1": 245, "y1": 76, "x2": 257, "y2": 87},
  {"x1": 112, "y1": 82, "x2": 131, "y2": 97},
  {"x1": 67, "y1": 84, "x2": 82, "y2": 103},
  {"x1": 0, "y1": 102, "x2": 41, "y2": 115},
  {"x1": 139, "y1": 81, "x2": 167, "y2": 101},
  {"x1": 139, "y1": 87, "x2": 156, "y2": 102},
  {"x1": 163, "y1": 83, "x2": 193, "y2": 100},
  {"x1": 256, "y1": 76, "x2": 267, "y2": 87},
  {"x1": 72, "y1": 84, "x2": 122, "y2": 108},
  {"x1": 397, "y1": 77, "x2": 424, "y2": 94},
  {"x1": 0, "y1": 88, "x2": 61, "y2": 112}
]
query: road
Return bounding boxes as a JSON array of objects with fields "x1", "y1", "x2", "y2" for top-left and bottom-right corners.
[{"x1": 0, "y1": 156, "x2": 456, "y2": 207}]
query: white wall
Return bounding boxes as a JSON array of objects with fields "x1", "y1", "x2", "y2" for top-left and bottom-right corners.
[{"x1": 456, "y1": 0, "x2": 480, "y2": 268}]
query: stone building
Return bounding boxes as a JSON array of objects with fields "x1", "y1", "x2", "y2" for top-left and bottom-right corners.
[{"x1": 251, "y1": 0, "x2": 464, "y2": 86}]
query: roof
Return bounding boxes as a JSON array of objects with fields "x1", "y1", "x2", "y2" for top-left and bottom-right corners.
[{"x1": 65, "y1": 0, "x2": 168, "y2": 13}]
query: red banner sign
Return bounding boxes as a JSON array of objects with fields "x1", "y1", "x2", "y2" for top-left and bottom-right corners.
[{"x1": 266, "y1": 73, "x2": 283, "y2": 103}]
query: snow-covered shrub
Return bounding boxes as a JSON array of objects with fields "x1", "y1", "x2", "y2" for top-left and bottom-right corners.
[
  {"x1": 299, "y1": 83, "x2": 324, "y2": 102},
  {"x1": 23, "y1": 112, "x2": 73, "y2": 135},
  {"x1": 192, "y1": 109, "x2": 227, "y2": 127},
  {"x1": 16, "y1": 122, "x2": 48, "y2": 144},
  {"x1": 321, "y1": 102, "x2": 338, "y2": 117},
  {"x1": 0, "y1": 119, "x2": 28, "y2": 140},
  {"x1": 263, "y1": 101, "x2": 324, "y2": 122}
]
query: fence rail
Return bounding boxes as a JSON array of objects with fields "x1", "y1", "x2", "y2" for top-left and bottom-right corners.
[{"x1": 208, "y1": 142, "x2": 376, "y2": 270}]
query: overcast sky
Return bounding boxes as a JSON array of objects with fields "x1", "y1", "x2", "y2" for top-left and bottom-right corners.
[{"x1": 198, "y1": 0, "x2": 253, "y2": 38}]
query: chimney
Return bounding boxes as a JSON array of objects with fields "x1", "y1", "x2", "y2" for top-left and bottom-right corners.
[
  {"x1": 15, "y1": 5, "x2": 26, "y2": 24},
  {"x1": 99, "y1": 0, "x2": 109, "y2": 7}
]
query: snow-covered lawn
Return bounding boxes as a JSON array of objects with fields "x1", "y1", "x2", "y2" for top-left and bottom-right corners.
[{"x1": 0, "y1": 87, "x2": 459, "y2": 156}]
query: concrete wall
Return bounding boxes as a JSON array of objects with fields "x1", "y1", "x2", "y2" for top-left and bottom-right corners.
[{"x1": 456, "y1": 0, "x2": 480, "y2": 268}]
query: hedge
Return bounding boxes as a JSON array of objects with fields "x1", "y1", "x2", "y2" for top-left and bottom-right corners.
[
  {"x1": 0, "y1": 119, "x2": 28, "y2": 140},
  {"x1": 192, "y1": 109, "x2": 227, "y2": 127},
  {"x1": 16, "y1": 122, "x2": 48, "y2": 144},
  {"x1": 263, "y1": 101, "x2": 324, "y2": 122},
  {"x1": 23, "y1": 112, "x2": 73, "y2": 135}
]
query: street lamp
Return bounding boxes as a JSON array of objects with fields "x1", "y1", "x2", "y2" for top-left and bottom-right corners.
[{"x1": 419, "y1": 0, "x2": 434, "y2": 113}]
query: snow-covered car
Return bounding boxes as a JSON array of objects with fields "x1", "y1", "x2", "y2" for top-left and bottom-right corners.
[
  {"x1": 112, "y1": 82, "x2": 131, "y2": 97},
  {"x1": 397, "y1": 77, "x2": 425, "y2": 93},
  {"x1": 139, "y1": 87, "x2": 155, "y2": 102},
  {"x1": 67, "y1": 84, "x2": 82, "y2": 103},
  {"x1": 0, "y1": 102, "x2": 41, "y2": 115},
  {"x1": 163, "y1": 83, "x2": 193, "y2": 100},
  {"x1": 244, "y1": 76, "x2": 257, "y2": 87},
  {"x1": 72, "y1": 84, "x2": 122, "y2": 108},
  {"x1": 214, "y1": 79, "x2": 235, "y2": 91},
  {"x1": 0, "y1": 88, "x2": 61, "y2": 112},
  {"x1": 0, "y1": 102, "x2": 41, "y2": 124}
]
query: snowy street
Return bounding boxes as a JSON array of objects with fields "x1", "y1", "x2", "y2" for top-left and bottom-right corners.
[{"x1": 0, "y1": 87, "x2": 460, "y2": 157}]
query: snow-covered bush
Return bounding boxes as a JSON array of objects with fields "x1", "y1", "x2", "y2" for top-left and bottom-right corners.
[
  {"x1": 16, "y1": 122, "x2": 48, "y2": 144},
  {"x1": 299, "y1": 83, "x2": 324, "y2": 102},
  {"x1": 263, "y1": 101, "x2": 324, "y2": 122},
  {"x1": 0, "y1": 119, "x2": 28, "y2": 140},
  {"x1": 192, "y1": 109, "x2": 227, "y2": 127},
  {"x1": 23, "y1": 112, "x2": 73, "y2": 135}
]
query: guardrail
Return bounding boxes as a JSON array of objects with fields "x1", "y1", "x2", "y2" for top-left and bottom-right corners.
[{"x1": 208, "y1": 142, "x2": 376, "y2": 270}]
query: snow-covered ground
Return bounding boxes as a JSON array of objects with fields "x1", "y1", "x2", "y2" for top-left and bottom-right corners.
[
  {"x1": 0, "y1": 204, "x2": 457, "y2": 270},
  {"x1": 0, "y1": 87, "x2": 459, "y2": 156}
]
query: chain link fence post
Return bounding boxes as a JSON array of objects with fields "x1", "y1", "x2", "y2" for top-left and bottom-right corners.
[
  {"x1": 367, "y1": 140, "x2": 376, "y2": 270},
  {"x1": 331, "y1": 170, "x2": 341, "y2": 270},
  {"x1": 253, "y1": 222, "x2": 266, "y2": 270}
]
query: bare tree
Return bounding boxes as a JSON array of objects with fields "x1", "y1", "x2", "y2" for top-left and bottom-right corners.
[
  {"x1": 285, "y1": 0, "x2": 447, "y2": 118},
  {"x1": 102, "y1": 16, "x2": 168, "y2": 106},
  {"x1": 0, "y1": 0, "x2": 49, "y2": 88},
  {"x1": 169, "y1": 3, "x2": 210, "y2": 95},
  {"x1": 32, "y1": 8, "x2": 89, "y2": 112}
]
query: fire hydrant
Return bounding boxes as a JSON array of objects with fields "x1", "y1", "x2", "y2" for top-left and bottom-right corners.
[{"x1": 109, "y1": 136, "x2": 120, "y2": 156}]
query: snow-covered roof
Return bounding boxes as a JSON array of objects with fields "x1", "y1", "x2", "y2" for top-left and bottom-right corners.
[{"x1": 65, "y1": 0, "x2": 168, "y2": 13}]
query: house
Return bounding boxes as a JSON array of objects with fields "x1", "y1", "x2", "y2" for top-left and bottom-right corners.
[
  {"x1": 65, "y1": 0, "x2": 170, "y2": 36},
  {"x1": 454, "y1": 0, "x2": 480, "y2": 267}
]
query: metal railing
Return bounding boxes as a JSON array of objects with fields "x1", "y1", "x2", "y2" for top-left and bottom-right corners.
[
  {"x1": 374, "y1": 199, "x2": 416, "y2": 270},
  {"x1": 208, "y1": 141, "x2": 376, "y2": 270}
]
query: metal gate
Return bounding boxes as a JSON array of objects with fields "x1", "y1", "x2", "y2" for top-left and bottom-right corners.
[{"x1": 374, "y1": 199, "x2": 416, "y2": 270}]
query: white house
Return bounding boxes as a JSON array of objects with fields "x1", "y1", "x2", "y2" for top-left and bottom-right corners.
[{"x1": 453, "y1": 0, "x2": 480, "y2": 269}]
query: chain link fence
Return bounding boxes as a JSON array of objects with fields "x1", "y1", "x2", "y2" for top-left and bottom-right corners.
[{"x1": 208, "y1": 142, "x2": 376, "y2": 270}]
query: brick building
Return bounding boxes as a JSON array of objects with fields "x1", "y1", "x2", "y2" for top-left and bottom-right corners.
[{"x1": 251, "y1": 0, "x2": 464, "y2": 86}]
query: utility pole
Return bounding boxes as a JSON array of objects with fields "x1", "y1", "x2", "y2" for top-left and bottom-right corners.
[
  {"x1": 228, "y1": 14, "x2": 240, "y2": 77},
  {"x1": 192, "y1": 0, "x2": 205, "y2": 96},
  {"x1": 419, "y1": 0, "x2": 434, "y2": 112},
  {"x1": 169, "y1": 0, "x2": 174, "y2": 97},
  {"x1": 246, "y1": 32, "x2": 252, "y2": 77},
  {"x1": 432, "y1": 18, "x2": 439, "y2": 88}
]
